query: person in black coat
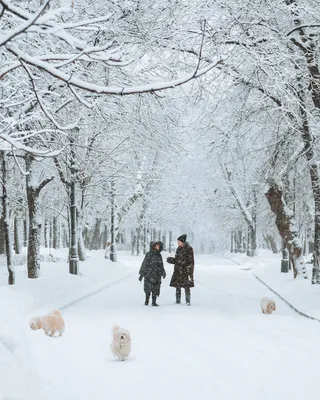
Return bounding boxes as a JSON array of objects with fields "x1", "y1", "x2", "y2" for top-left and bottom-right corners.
[
  {"x1": 167, "y1": 234, "x2": 194, "y2": 306},
  {"x1": 139, "y1": 241, "x2": 166, "y2": 306}
]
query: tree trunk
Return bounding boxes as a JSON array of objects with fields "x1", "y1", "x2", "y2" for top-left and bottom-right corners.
[
  {"x1": 136, "y1": 227, "x2": 141, "y2": 256},
  {"x1": 231, "y1": 231, "x2": 235, "y2": 253},
  {"x1": 13, "y1": 216, "x2": 20, "y2": 255},
  {"x1": 131, "y1": 229, "x2": 136, "y2": 256},
  {"x1": 1, "y1": 151, "x2": 14, "y2": 284},
  {"x1": 110, "y1": 180, "x2": 117, "y2": 262},
  {"x1": 162, "y1": 231, "x2": 167, "y2": 251},
  {"x1": 102, "y1": 222, "x2": 108, "y2": 250},
  {"x1": 69, "y1": 140, "x2": 79, "y2": 274},
  {"x1": 169, "y1": 230, "x2": 172, "y2": 253},
  {"x1": 25, "y1": 152, "x2": 54, "y2": 279},
  {"x1": 53, "y1": 217, "x2": 59, "y2": 249},
  {"x1": 281, "y1": 240, "x2": 289, "y2": 273},
  {"x1": 23, "y1": 218, "x2": 28, "y2": 248},
  {"x1": 44, "y1": 218, "x2": 49, "y2": 248},
  {"x1": 0, "y1": 216, "x2": 5, "y2": 255},
  {"x1": 143, "y1": 224, "x2": 147, "y2": 254},
  {"x1": 265, "y1": 183, "x2": 306, "y2": 279},
  {"x1": 26, "y1": 155, "x2": 40, "y2": 279}
]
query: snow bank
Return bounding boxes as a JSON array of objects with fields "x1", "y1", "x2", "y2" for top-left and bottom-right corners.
[
  {"x1": 251, "y1": 250, "x2": 320, "y2": 319},
  {"x1": 0, "y1": 248, "x2": 135, "y2": 399}
]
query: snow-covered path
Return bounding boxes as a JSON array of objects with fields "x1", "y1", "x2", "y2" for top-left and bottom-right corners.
[{"x1": 25, "y1": 255, "x2": 320, "y2": 399}]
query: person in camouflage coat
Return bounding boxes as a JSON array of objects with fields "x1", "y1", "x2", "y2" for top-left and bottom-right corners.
[
  {"x1": 139, "y1": 241, "x2": 166, "y2": 306},
  {"x1": 167, "y1": 234, "x2": 194, "y2": 306}
]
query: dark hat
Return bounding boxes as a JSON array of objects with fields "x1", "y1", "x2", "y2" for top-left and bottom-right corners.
[
  {"x1": 152, "y1": 241, "x2": 164, "y2": 252},
  {"x1": 177, "y1": 234, "x2": 187, "y2": 243}
]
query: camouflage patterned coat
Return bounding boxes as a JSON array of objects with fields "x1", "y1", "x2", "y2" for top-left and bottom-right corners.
[
  {"x1": 139, "y1": 242, "x2": 166, "y2": 296},
  {"x1": 167, "y1": 243, "x2": 195, "y2": 288}
]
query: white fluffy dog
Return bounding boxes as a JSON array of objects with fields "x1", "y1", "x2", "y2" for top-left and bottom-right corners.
[
  {"x1": 110, "y1": 325, "x2": 131, "y2": 361},
  {"x1": 29, "y1": 309, "x2": 65, "y2": 337},
  {"x1": 261, "y1": 297, "x2": 276, "y2": 314}
]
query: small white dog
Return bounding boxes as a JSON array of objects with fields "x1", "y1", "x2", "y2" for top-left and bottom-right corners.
[
  {"x1": 110, "y1": 325, "x2": 131, "y2": 361},
  {"x1": 261, "y1": 297, "x2": 276, "y2": 314},
  {"x1": 29, "y1": 309, "x2": 65, "y2": 337}
]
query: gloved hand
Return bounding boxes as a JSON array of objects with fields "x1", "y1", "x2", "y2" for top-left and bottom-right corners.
[
  {"x1": 162, "y1": 272, "x2": 166, "y2": 279},
  {"x1": 138, "y1": 275, "x2": 143, "y2": 282},
  {"x1": 167, "y1": 257, "x2": 175, "y2": 264}
]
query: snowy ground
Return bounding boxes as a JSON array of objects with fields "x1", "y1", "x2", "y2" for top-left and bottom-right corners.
[{"x1": 1, "y1": 250, "x2": 320, "y2": 399}]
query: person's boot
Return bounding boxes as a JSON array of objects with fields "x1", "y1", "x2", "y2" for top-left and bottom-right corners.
[
  {"x1": 176, "y1": 291, "x2": 181, "y2": 304},
  {"x1": 152, "y1": 293, "x2": 159, "y2": 306},
  {"x1": 145, "y1": 292, "x2": 150, "y2": 306},
  {"x1": 186, "y1": 293, "x2": 191, "y2": 306}
]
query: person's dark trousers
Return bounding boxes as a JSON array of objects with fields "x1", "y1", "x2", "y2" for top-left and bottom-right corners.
[
  {"x1": 145, "y1": 292, "x2": 150, "y2": 306},
  {"x1": 185, "y1": 287, "x2": 191, "y2": 306},
  {"x1": 152, "y1": 292, "x2": 159, "y2": 306},
  {"x1": 176, "y1": 288, "x2": 181, "y2": 304}
]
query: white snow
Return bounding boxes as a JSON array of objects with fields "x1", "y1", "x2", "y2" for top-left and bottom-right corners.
[{"x1": 1, "y1": 249, "x2": 320, "y2": 399}]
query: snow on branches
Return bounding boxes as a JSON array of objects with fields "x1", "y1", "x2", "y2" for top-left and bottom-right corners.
[{"x1": 0, "y1": 0, "x2": 217, "y2": 155}]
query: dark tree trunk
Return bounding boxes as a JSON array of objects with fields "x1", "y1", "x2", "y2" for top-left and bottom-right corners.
[
  {"x1": 101, "y1": 222, "x2": 108, "y2": 250},
  {"x1": 26, "y1": 154, "x2": 42, "y2": 279},
  {"x1": 63, "y1": 225, "x2": 69, "y2": 248},
  {"x1": 169, "y1": 230, "x2": 172, "y2": 253},
  {"x1": 0, "y1": 216, "x2": 5, "y2": 255},
  {"x1": 265, "y1": 183, "x2": 306, "y2": 279},
  {"x1": 143, "y1": 224, "x2": 147, "y2": 254},
  {"x1": 136, "y1": 227, "x2": 140, "y2": 256},
  {"x1": 69, "y1": 138, "x2": 79, "y2": 274},
  {"x1": 110, "y1": 180, "x2": 117, "y2": 262},
  {"x1": 131, "y1": 229, "x2": 136, "y2": 256},
  {"x1": 23, "y1": 218, "x2": 28, "y2": 248},
  {"x1": 231, "y1": 231, "x2": 235, "y2": 253},
  {"x1": 53, "y1": 217, "x2": 59, "y2": 249},
  {"x1": 162, "y1": 231, "x2": 167, "y2": 251},
  {"x1": 1, "y1": 151, "x2": 14, "y2": 284},
  {"x1": 44, "y1": 219, "x2": 49, "y2": 248},
  {"x1": 281, "y1": 240, "x2": 289, "y2": 273},
  {"x1": 13, "y1": 216, "x2": 20, "y2": 254}
]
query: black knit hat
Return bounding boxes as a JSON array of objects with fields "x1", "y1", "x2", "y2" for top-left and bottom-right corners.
[{"x1": 177, "y1": 234, "x2": 187, "y2": 243}]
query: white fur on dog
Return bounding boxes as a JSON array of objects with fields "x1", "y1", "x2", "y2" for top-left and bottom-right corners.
[
  {"x1": 29, "y1": 309, "x2": 65, "y2": 337},
  {"x1": 110, "y1": 325, "x2": 131, "y2": 361},
  {"x1": 261, "y1": 297, "x2": 276, "y2": 314}
]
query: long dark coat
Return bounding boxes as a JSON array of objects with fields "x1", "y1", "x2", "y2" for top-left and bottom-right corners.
[
  {"x1": 139, "y1": 243, "x2": 166, "y2": 296},
  {"x1": 167, "y1": 243, "x2": 195, "y2": 288}
]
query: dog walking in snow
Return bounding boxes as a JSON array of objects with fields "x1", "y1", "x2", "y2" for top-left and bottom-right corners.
[
  {"x1": 29, "y1": 309, "x2": 65, "y2": 337},
  {"x1": 110, "y1": 325, "x2": 131, "y2": 361},
  {"x1": 261, "y1": 297, "x2": 276, "y2": 314}
]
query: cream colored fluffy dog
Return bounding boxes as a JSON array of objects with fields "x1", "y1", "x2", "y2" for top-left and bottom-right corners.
[
  {"x1": 261, "y1": 297, "x2": 276, "y2": 314},
  {"x1": 29, "y1": 309, "x2": 65, "y2": 337},
  {"x1": 110, "y1": 325, "x2": 131, "y2": 361}
]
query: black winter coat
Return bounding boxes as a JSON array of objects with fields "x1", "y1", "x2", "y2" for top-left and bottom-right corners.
[
  {"x1": 139, "y1": 244, "x2": 166, "y2": 296},
  {"x1": 167, "y1": 243, "x2": 195, "y2": 288}
]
